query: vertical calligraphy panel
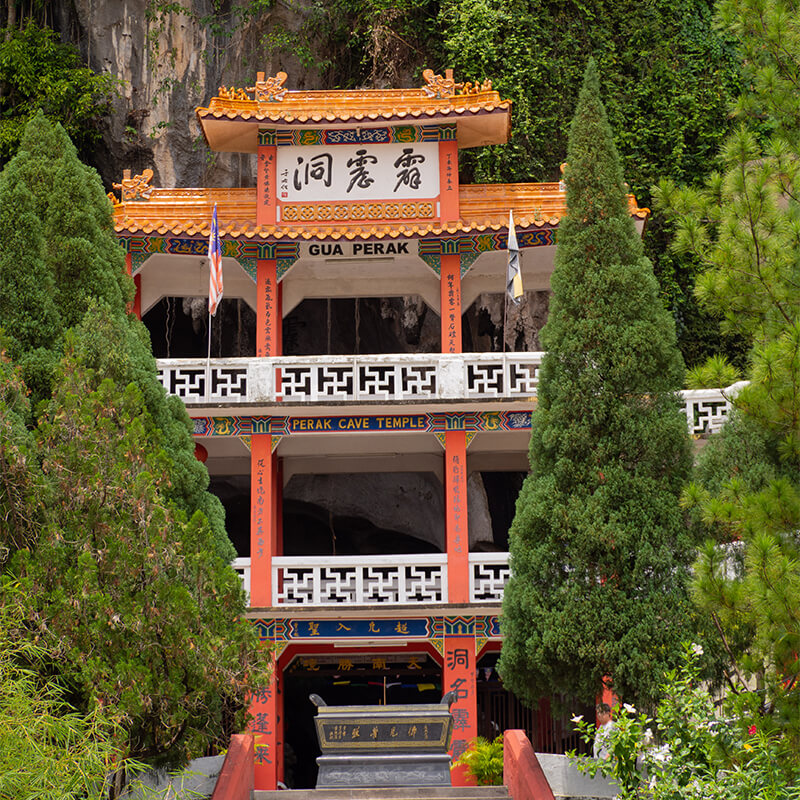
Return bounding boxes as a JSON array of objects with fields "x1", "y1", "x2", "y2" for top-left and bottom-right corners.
[
  {"x1": 444, "y1": 635, "x2": 478, "y2": 786},
  {"x1": 251, "y1": 654, "x2": 280, "y2": 789},
  {"x1": 439, "y1": 139, "x2": 459, "y2": 224},
  {"x1": 250, "y1": 434, "x2": 273, "y2": 607},
  {"x1": 445, "y1": 430, "x2": 469, "y2": 605},
  {"x1": 257, "y1": 259, "x2": 281, "y2": 357},
  {"x1": 440, "y1": 254, "x2": 462, "y2": 355},
  {"x1": 257, "y1": 141, "x2": 277, "y2": 226}
]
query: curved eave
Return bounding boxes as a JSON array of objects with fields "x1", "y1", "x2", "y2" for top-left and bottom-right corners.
[
  {"x1": 110, "y1": 184, "x2": 648, "y2": 241},
  {"x1": 196, "y1": 104, "x2": 512, "y2": 153},
  {"x1": 113, "y1": 211, "x2": 648, "y2": 242}
]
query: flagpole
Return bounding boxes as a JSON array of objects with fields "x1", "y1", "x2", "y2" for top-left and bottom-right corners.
[
  {"x1": 206, "y1": 310, "x2": 212, "y2": 404},
  {"x1": 503, "y1": 287, "x2": 508, "y2": 354},
  {"x1": 206, "y1": 203, "x2": 224, "y2": 405}
]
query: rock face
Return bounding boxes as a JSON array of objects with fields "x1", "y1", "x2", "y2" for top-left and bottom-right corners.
[{"x1": 51, "y1": 0, "x2": 324, "y2": 189}]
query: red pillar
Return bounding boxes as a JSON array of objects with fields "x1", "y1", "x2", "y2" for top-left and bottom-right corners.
[
  {"x1": 444, "y1": 635, "x2": 478, "y2": 785},
  {"x1": 440, "y1": 253, "x2": 462, "y2": 354},
  {"x1": 251, "y1": 214, "x2": 282, "y2": 787},
  {"x1": 445, "y1": 430, "x2": 469, "y2": 605},
  {"x1": 440, "y1": 253, "x2": 476, "y2": 782},
  {"x1": 257, "y1": 258, "x2": 280, "y2": 357},
  {"x1": 250, "y1": 434, "x2": 274, "y2": 607},
  {"x1": 125, "y1": 253, "x2": 142, "y2": 319},
  {"x1": 251, "y1": 653, "x2": 281, "y2": 788},
  {"x1": 439, "y1": 139, "x2": 460, "y2": 224}
]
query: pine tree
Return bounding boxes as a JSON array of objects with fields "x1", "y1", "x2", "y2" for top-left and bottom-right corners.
[
  {"x1": 0, "y1": 114, "x2": 260, "y2": 769},
  {"x1": 498, "y1": 60, "x2": 695, "y2": 709},
  {"x1": 658, "y1": 0, "x2": 800, "y2": 752}
]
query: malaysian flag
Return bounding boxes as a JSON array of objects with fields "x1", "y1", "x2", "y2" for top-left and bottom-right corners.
[{"x1": 208, "y1": 204, "x2": 223, "y2": 316}]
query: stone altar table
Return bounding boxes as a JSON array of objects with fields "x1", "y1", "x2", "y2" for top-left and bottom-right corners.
[{"x1": 311, "y1": 692, "x2": 456, "y2": 788}]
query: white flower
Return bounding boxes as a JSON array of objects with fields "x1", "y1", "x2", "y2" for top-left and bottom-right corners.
[
  {"x1": 644, "y1": 727, "x2": 653, "y2": 744},
  {"x1": 691, "y1": 643, "x2": 704, "y2": 656},
  {"x1": 571, "y1": 714, "x2": 584, "y2": 723},
  {"x1": 623, "y1": 702, "x2": 636, "y2": 714}
]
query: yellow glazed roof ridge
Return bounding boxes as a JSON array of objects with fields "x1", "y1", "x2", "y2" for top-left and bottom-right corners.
[
  {"x1": 194, "y1": 71, "x2": 512, "y2": 151},
  {"x1": 111, "y1": 183, "x2": 648, "y2": 240}
]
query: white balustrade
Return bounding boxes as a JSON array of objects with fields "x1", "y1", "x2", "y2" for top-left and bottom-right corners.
[
  {"x1": 469, "y1": 553, "x2": 511, "y2": 602},
  {"x1": 156, "y1": 353, "x2": 544, "y2": 405},
  {"x1": 271, "y1": 554, "x2": 448, "y2": 606},
  {"x1": 157, "y1": 355, "x2": 739, "y2": 437},
  {"x1": 232, "y1": 557, "x2": 251, "y2": 602},
  {"x1": 681, "y1": 387, "x2": 738, "y2": 436}
]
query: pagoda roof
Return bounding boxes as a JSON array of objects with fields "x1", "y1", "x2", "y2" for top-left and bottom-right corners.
[
  {"x1": 196, "y1": 70, "x2": 512, "y2": 152},
  {"x1": 111, "y1": 183, "x2": 648, "y2": 241}
]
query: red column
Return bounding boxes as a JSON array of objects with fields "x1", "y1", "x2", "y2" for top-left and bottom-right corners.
[
  {"x1": 439, "y1": 139, "x2": 460, "y2": 224},
  {"x1": 125, "y1": 253, "x2": 142, "y2": 319},
  {"x1": 440, "y1": 253, "x2": 462, "y2": 354},
  {"x1": 445, "y1": 430, "x2": 469, "y2": 604},
  {"x1": 250, "y1": 434, "x2": 274, "y2": 608},
  {"x1": 444, "y1": 635, "x2": 478, "y2": 786},
  {"x1": 257, "y1": 258, "x2": 280, "y2": 357},
  {"x1": 257, "y1": 137, "x2": 277, "y2": 227},
  {"x1": 252, "y1": 247, "x2": 282, "y2": 790},
  {"x1": 251, "y1": 653, "x2": 281, "y2": 788}
]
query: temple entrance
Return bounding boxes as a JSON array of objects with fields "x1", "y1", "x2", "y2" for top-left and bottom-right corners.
[{"x1": 282, "y1": 652, "x2": 441, "y2": 788}]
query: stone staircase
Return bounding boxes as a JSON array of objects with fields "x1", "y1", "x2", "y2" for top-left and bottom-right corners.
[{"x1": 253, "y1": 787, "x2": 510, "y2": 800}]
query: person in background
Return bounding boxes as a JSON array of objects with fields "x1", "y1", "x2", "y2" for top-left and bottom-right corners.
[{"x1": 593, "y1": 702, "x2": 614, "y2": 760}]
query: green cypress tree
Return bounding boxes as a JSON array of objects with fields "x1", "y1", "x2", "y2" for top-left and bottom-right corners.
[
  {"x1": 0, "y1": 113, "x2": 232, "y2": 561},
  {"x1": 498, "y1": 60, "x2": 695, "y2": 709},
  {"x1": 3, "y1": 111, "x2": 131, "y2": 326},
  {"x1": 12, "y1": 335, "x2": 267, "y2": 767}
]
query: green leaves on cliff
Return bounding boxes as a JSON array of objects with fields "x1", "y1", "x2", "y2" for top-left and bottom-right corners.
[
  {"x1": 0, "y1": 22, "x2": 116, "y2": 164},
  {"x1": 439, "y1": 0, "x2": 741, "y2": 199}
]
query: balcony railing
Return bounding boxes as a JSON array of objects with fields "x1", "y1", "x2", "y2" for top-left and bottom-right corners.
[
  {"x1": 232, "y1": 553, "x2": 512, "y2": 607},
  {"x1": 156, "y1": 353, "x2": 542, "y2": 404},
  {"x1": 157, "y1": 354, "x2": 740, "y2": 436}
]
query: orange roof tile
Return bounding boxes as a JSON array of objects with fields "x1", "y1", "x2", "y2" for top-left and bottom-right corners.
[
  {"x1": 197, "y1": 71, "x2": 512, "y2": 152},
  {"x1": 111, "y1": 184, "x2": 648, "y2": 241}
]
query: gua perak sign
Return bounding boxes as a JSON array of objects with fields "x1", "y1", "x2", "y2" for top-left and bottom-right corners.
[
  {"x1": 299, "y1": 239, "x2": 419, "y2": 259},
  {"x1": 277, "y1": 142, "x2": 440, "y2": 202}
]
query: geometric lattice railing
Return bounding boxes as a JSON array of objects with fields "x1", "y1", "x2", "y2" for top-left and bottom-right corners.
[
  {"x1": 271, "y1": 554, "x2": 448, "y2": 606},
  {"x1": 232, "y1": 553, "x2": 516, "y2": 607},
  {"x1": 469, "y1": 553, "x2": 511, "y2": 602},
  {"x1": 157, "y1": 354, "x2": 740, "y2": 436},
  {"x1": 156, "y1": 352, "x2": 544, "y2": 405}
]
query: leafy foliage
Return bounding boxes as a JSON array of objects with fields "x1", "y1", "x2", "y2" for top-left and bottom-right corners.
[
  {"x1": 571, "y1": 644, "x2": 800, "y2": 798},
  {"x1": 498, "y1": 61, "x2": 696, "y2": 710},
  {"x1": 0, "y1": 587, "x2": 124, "y2": 800},
  {"x1": 10, "y1": 341, "x2": 268, "y2": 765},
  {"x1": 0, "y1": 113, "x2": 265, "y2": 771},
  {"x1": 0, "y1": 21, "x2": 116, "y2": 164},
  {"x1": 452, "y1": 735, "x2": 504, "y2": 786},
  {"x1": 657, "y1": 0, "x2": 800, "y2": 767}
]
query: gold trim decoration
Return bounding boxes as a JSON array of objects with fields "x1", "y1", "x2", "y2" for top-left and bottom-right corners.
[
  {"x1": 421, "y1": 68, "x2": 461, "y2": 99},
  {"x1": 113, "y1": 168, "x2": 154, "y2": 202},
  {"x1": 250, "y1": 71, "x2": 288, "y2": 103},
  {"x1": 281, "y1": 201, "x2": 435, "y2": 223}
]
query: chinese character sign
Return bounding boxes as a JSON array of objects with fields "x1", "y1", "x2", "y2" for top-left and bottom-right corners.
[{"x1": 277, "y1": 143, "x2": 440, "y2": 201}]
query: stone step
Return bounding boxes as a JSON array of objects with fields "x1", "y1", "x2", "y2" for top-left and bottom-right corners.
[{"x1": 254, "y1": 788, "x2": 510, "y2": 800}]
